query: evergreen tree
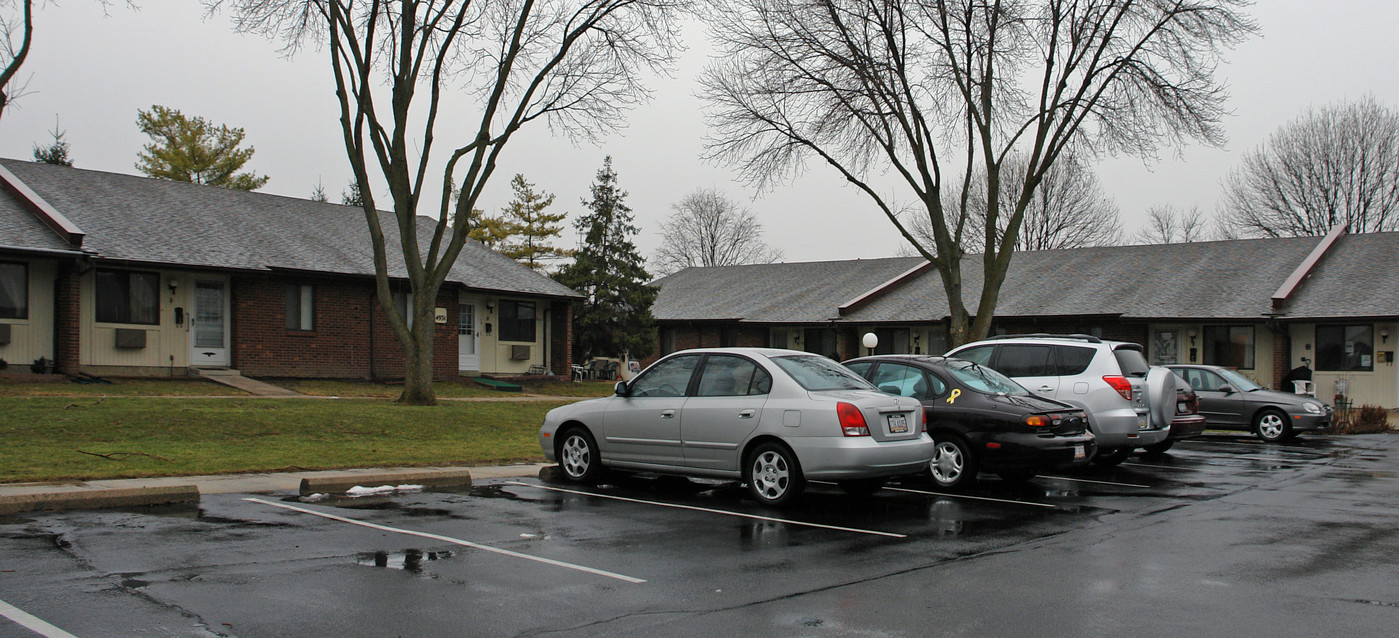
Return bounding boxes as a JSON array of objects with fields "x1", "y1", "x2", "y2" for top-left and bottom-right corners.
[
  {"x1": 554, "y1": 157, "x2": 656, "y2": 361},
  {"x1": 468, "y1": 210, "x2": 517, "y2": 249},
  {"x1": 341, "y1": 179, "x2": 363, "y2": 207},
  {"x1": 135, "y1": 105, "x2": 268, "y2": 191},
  {"x1": 496, "y1": 174, "x2": 571, "y2": 271},
  {"x1": 32, "y1": 117, "x2": 72, "y2": 166}
]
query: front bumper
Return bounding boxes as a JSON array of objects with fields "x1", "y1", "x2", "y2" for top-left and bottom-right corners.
[{"x1": 1290, "y1": 409, "x2": 1333, "y2": 432}]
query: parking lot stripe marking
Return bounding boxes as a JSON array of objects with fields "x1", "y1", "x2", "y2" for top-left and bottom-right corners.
[
  {"x1": 0, "y1": 599, "x2": 78, "y2": 638},
  {"x1": 243, "y1": 498, "x2": 645, "y2": 583},
  {"x1": 1036, "y1": 475, "x2": 1151, "y2": 488},
  {"x1": 507, "y1": 482, "x2": 907, "y2": 538},
  {"x1": 882, "y1": 486, "x2": 1058, "y2": 509}
]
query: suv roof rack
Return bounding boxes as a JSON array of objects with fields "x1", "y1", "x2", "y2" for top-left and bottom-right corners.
[{"x1": 984, "y1": 333, "x2": 1103, "y2": 344}]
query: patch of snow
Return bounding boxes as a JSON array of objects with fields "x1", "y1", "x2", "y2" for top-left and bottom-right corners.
[{"x1": 345, "y1": 484, "x2": 426, "y2": 497}]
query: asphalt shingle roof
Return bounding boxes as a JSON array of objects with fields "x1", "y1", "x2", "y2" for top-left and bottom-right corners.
[
  {"x1": 0, "y1": 183, "x2": 80, "y2": 254},
  {"x1": 0, "y1": 159, "x2": 578, "y2": 299},
  {"x1": 654, "y1": 233, "x2": 1396, "y2": 324}
]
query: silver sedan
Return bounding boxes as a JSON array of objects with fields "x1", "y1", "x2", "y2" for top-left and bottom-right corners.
[{"x1": 539, "y1": 348, "x2": 934, "y2": 506}]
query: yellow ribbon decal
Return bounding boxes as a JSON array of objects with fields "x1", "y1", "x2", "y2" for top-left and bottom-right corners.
[{"x1": 946, "y1": 388, "x2": 961, "y2": 404}]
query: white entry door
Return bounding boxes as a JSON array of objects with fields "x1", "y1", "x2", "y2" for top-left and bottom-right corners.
[
  {"x1": 458, "y1": 295, "x2": 481, "y2": 372},
  {"x1": 191, "y1": 281, "x2": 229, "y2": 367}
]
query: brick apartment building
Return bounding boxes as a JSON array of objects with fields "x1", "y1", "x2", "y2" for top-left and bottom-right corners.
[
  {"x1": 0, "y1": 159, "x2": 579, "y2": 381},
  {"x1": 650, "y1": 228, "x2": 1399, "y2": 410}
]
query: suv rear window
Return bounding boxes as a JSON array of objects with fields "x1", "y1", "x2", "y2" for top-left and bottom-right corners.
[
  {"x1": 1055, "y1": 345, "x2": 1096, "y2": 375},
  {"x1": 1112, "y1": 346, "x2": 1150, "y2": 377}
]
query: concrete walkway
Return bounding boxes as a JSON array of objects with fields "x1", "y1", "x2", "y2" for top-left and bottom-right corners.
[{"x1": 194, "y1": 369, "x2": 302, "y2": 397}]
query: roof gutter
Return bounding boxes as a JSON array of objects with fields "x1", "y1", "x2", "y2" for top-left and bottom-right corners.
[
  {"x1": 1270, "y1": 224, "x2": 1348, "y2": 310},
  {"x1": 0, "y1": 163, "x2": 85, "y2": 248}
]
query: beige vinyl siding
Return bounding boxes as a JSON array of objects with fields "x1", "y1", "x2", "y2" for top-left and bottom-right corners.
[
  {"x1": 82, "y1": 269, "x2": 201, "y2": 372},
  {"x1": 1291, "y1": 322, "x2": 1398, "y2": 409},
  {"x1": 0, "y1": 259, "x2": 56, "y2": 365},
  {"x1": 479, "y1": 295, "x2": 547, "y2": 375}
]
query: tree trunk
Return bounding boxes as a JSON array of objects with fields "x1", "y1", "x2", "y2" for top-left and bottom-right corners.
[{"x1": 397, "y1": 304, "x2": 438, "y2": 405}]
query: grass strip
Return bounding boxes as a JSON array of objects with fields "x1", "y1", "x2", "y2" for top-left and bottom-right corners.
[{"x1": 1, "y1": 397, "x2": 571, "y2": 483}]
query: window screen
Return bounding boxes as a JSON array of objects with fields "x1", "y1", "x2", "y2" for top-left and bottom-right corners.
[
  {"x1": 95, "y1": 269, "x2": 159, "y2": 325},
  {"x1": 1316, "y1": 325, "x2": 1373, "y2": 371}
]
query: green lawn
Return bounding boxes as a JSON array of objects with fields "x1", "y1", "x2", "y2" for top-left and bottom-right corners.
[
  {"x1": 0, "y1": 397, "x2": 571, "y2": 483},
  {"x1": 279, "y1": 378, "x2": 617, "y2": 398}
]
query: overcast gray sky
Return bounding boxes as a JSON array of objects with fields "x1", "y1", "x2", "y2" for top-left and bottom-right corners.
[{"x1": 3, "y1": 1, "x2": 1398, "y2": 264}]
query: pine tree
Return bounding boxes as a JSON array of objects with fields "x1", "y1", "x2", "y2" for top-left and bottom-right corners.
[
  {"x1": 32, "y1": 117, "x2": 73, "y2": 166},
  {"x1": 553, "y1": 157, "x2": 657, "y2": 361},
  {"x1": 497, "y1": 174, "x2": 571, "y2": 271},
  {"x1": 135, "y1": 105, "x2": 268, "y2": 191}
]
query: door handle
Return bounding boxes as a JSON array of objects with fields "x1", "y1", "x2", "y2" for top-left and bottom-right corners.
[
  {"x1": 661, "y1": 410, "x2": 675, "y2": 419},
  {"x1": 1038, "y1": 385, "x2": 1054, "y2": 392},
  {"x1": 739, "y1": 409, "x2": 756, "y2": 419}
]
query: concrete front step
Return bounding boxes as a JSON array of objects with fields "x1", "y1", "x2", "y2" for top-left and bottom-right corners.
[{"x1": 194, "y1": 368, "x2": 301, "y2": 397}]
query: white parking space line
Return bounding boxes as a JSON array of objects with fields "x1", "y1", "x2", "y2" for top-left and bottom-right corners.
[
  {"x1": 507, "y1": 482, "x2": 907, "y2": 538},
  {"x1": 879, "y1": 486, "x2": 1058, "y2": 509},
  {"x1": 243, "y1": 498, "x2": 645, "y2": 584},
  {"x1": 0, "y1": 599, "x2": 78, "y2": 638},
  {"x1": 1035, "y1": 475, "x2": 1151, "y2": 488}
]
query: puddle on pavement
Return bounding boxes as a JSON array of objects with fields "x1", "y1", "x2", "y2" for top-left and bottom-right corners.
[{"x1": 357, "y1": 548, "x2": 455, "y2": 572}]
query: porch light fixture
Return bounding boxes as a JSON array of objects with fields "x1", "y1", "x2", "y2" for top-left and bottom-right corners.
[
  {"x1": 1383, "y1": 328, "x2": 1390, "y2": 343},
  {"x1": 1188, "y1": 329, "x2": 1197, "y2": 346},
  {"x1": 168, "y1": 279, "x2": 178, "y2": 293}
]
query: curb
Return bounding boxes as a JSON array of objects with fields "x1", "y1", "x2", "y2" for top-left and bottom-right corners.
[
  {"x1": 299, "y1": 470, "x2": 474, "y2": 495},
  {"x1": 0, "y1": 485, "x2": 200, "y2": 515}
]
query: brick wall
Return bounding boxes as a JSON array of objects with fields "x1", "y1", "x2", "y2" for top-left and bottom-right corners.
[
  {"x1": 231, "y1": 275, "x2": 458, "y2": 380},
  {"x1": 52, "y1": 261, "x2": 80, "y2": 375},
  {"x1": 1272, "y1": 328, "x2": 1290, "y2": 391},
  {"x1": 549, "y1": 301, "x2": 573, "y2": 375}
]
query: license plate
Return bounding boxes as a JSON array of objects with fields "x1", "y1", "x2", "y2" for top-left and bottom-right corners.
[
  {"x1": 1137, "y1": 414, "x2": 1149, "y2": 430},
  {"x1": 1073, "y1": 445, "x2": 1086, "y2": 461},
  {"x1": 887, "y1": 413, "x2": 908, "y2": 434}
]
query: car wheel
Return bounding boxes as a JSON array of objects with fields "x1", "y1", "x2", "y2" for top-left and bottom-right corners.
[
  {"x1": 838, "y1": 478, "x2": 887, "y2": 496},
  {"x1": 1140, "y1": 440, "x2": 1175, "y2": 458},
  {"x1": 746, "y1": 442, "x2": 805, "y2": 507},
  {"x1": 928, "y1": 436, "x2": 978, "y2": 490},
  {"x1": 1091, "y1": 446, "x2": 1132, "y2": 467},
  {"x1": 557, "y1": 427, "x2": 602, "y2": 484},
  {"x1": 1254, "y1": 409, "x2": 1291, "y2": 442}
]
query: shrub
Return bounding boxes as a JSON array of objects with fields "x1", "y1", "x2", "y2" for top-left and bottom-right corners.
[{"x1": 1332, "y1": 404, "x2": 1393, "y2": 434}]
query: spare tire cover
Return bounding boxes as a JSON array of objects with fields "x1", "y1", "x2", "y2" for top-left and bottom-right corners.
[{"x1": 1145, "y1": 366, "x2": 1177, "y2": 429}]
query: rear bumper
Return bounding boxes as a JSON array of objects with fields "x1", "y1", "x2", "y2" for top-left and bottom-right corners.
[
  {"x1": 975, "y1": 431, "x2": 1097, "y2": 471},
  {"x1": 790, "y1": 435, "x2": 935, "y2": 480},
  {"x1": 1167, "y1": 414, "x2": 1208, "y2": 441}
]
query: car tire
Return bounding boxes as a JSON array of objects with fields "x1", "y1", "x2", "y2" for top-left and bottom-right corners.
[
  {"x1": 1091, "y1": 446, "x2": 1132, "y2": 467},
  {"x1": 1254, "y1": 409, "x2": 1291, "y2": 442},
  {"x1": 746, "y1": 442, "x2": 805, "y2": 507},
  {"x1": 838, "y1": 478, "x2": 887, "y2": 496},
  {"x1": 1140, "y1": 440, "x2": 1175, "y2": 458},
  {"x1": 928, "y1": 435, "x2": 978, "y2": 490},
  {"x1": 556, "y1": 427, "x2": 602, "y2": 484}
]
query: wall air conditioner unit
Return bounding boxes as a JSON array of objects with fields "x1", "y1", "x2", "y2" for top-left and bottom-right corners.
[
  {"x1": 115, "y1": 328, "x2": 147, "y2": 349},
  {"x1": 511, "y1": 345, "x2": 531, "y2": 361}
]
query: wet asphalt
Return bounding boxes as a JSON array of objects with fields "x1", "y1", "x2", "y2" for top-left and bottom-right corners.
[{"x1": 1, "y1": 433, "x2": 1397, "y2": 637}]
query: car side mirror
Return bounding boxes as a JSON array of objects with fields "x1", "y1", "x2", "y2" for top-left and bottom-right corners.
[
  {"x1": 1219, "y1": 384, "x2": 1235, "y2": 394},
  {"x1": 614, "y1": 380, "x2": 629, "y2": 397}
]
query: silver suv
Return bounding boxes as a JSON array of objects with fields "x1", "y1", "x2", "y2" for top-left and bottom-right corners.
[{"x1": 945, "y1": 334, "x2": 1175, "y2": 466}]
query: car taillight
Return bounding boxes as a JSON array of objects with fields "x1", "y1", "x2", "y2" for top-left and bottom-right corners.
[
  {"x1": 1102, "y1": 375, "x2": 1132, "y2": 401},
  {"x1": 1024, "y1": 415, "x2": 1051, "y2": 427},
  {"x1": 922, "y1": 407, "x2": 928, "y2": 433},
  {"x1": 837, "y1": 402, "x2": 870, "y2": 437}
]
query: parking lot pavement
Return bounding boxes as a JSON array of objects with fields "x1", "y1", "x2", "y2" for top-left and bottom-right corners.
[{"x1": 2, "y1": 434, "x2": 1398, "y2": 637}]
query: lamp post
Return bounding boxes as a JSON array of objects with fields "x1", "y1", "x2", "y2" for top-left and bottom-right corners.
[{"x1": 862, "y1": 332, "x2": 878, "y2": 356}]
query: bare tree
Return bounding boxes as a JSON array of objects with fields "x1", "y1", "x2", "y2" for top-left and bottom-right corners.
[
  {"x1": 652, "y1": 188, "x2": 783, "y2": 275},
  {"x1": 1220, "y1": 96, "x2": 1399, "y2": 237},
  {"x1": 962, "y1": 153, "x2": 1122, "y2": 252},
  {"x1": 211, "y1": 0, "x2": 686, "y2": 404},
  {"x1": 0, "y1": 0, "x2": 34, "y2": 120},
  {"x1": 702, "y1": 0, "x2": 1254, "y2": 346},
  {"x1": 1133, "y1": 205, "x2": 1211, "y2": 244}
]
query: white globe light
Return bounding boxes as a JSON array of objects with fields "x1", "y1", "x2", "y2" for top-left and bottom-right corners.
[{"x1": 862, "y1": 332, "x2": 878, "y2": 349}]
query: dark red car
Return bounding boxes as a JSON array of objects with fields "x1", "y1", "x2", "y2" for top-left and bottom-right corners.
[{"x1": 1141, "y1": 373, "x2": 1206, "y2": 457}]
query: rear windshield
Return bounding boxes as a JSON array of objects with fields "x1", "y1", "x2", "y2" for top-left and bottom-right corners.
[
  {"x1": 1113, "y1": 346, "x2": 1150, "y2": 377},
  {"x1": 944, "y1": 359, "x2": 1030, "y2": 395},
  {"x1": 772, "y1": 355, "x2": 876, "y2": 392}
]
